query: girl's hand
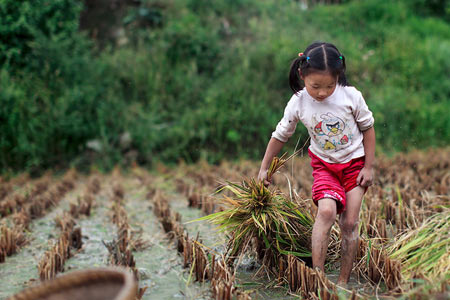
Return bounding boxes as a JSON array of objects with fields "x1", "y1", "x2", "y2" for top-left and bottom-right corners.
[
  {"x1": 258, "y1": 169, "x2": 271, "y2": 187},
  {"x1": 357, "y1": 167, "x2": 374, "y2": 187}
]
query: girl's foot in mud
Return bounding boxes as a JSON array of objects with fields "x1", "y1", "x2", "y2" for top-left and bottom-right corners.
[{"x1": 336, "y1": 281, "x2": 349, "y2": 289}]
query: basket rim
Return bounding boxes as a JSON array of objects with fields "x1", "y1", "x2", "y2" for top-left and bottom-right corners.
[{"x1": 9, "y1": 267, "x2": 137, "y2": 300}]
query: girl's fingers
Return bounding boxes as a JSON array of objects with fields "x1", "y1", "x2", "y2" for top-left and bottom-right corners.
[{"x1": 356, "y1": 172, "x2": 363, "y2": 185}]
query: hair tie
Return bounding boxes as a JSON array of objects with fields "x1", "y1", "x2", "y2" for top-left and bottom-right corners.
[
  {"x1": 306, "y1": 56, "x2": 310, "y2": 61},
  {"x1": 339, "y1": 56, "x2": 343, "y2": 60},
  {"x1": 298, "y1": 52, "x2": 304, "y2": 57}
]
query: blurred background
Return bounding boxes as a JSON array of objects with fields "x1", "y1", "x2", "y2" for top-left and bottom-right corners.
[{"x1": 1, "y1": 0, "x2": 449, "y2": 174}]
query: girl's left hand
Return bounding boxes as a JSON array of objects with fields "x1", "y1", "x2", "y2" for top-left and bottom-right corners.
[{"x1": 357, "y1": 167, "x2": 374, "y2": 187}]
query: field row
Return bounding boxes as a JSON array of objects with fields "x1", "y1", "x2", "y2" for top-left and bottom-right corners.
[{"x1": 1, "y1": 148, "x2": 449, "y2": 299}]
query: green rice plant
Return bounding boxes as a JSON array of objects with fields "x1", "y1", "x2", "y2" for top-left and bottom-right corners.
[
  {"x1": 387, "y1": 212, "x2": 449, "y2": 282},
  {"x1": 194, "y1": 152, "x2": 314, "y2": 270}
]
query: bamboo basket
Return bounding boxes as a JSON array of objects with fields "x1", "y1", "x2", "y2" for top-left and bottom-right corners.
[{"x1": 9, "y1": 267, "x2": 137, "y2": 300}]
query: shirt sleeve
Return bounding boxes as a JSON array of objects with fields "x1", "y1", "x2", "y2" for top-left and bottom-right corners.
[
  {"x1": 271, "y1": 95, "x2": 300, "y2": 142},
  {"x1": 353, "y1": 91, "x2": 374, "y2": 131}
]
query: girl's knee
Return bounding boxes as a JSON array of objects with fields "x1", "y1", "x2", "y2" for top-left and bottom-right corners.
[
  {"x1": 339, "y1": 217, "x2": 359, "y2": 235},
  {"x1": 317, "y1": 198, "x2": 337, "y2": 222}
]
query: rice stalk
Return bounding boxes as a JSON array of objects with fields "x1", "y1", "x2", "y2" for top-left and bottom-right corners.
[
  {"x1": 387, "y1": 212, "x2": 449, "y2": 282},
  {"x1": 267, "y1": 149, "x2": 302, "y2": 183}
]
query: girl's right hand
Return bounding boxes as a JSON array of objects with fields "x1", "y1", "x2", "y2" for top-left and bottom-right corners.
[{"x1": 258, "y1": 169, "x2": 271, "y2": 187}]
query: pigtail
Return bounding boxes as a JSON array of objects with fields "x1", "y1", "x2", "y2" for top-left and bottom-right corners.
[
  {"x1": 289, "y1": 57, "x2": 304, "y2": 94},
  {"x1": 338, "y1": 54, "x2": 349, "y2": 86}
]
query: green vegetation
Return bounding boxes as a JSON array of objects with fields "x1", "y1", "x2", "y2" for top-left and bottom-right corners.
[
  {"x1": 388, "y1": 213, "x2": 449, "y2": 282},
  {"x1": 1, "y1": 0, "x2": 449, "y2": 173}
]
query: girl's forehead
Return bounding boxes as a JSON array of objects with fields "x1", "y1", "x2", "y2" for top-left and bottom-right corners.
[{"x1": 305, "y1": 72, "x2": 337, "y2": 85}]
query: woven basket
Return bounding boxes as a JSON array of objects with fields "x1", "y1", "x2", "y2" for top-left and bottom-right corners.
[{"x1": 9, "y1": 267, "x2": 137, "y2": 300}]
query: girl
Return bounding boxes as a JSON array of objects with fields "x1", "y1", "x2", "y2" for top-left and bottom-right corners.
[{"x1": 258, "y1": 42, "x2": 375, "y2": 285}]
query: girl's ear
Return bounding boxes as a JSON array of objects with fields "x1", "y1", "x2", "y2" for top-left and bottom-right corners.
[{"x1": 299, "y1": 70, "x2": 304, "y2": 81}]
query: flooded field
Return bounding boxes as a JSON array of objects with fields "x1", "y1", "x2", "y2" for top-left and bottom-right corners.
[{"x1": 1, "y1": 148, "x2": 449, "y2": 299}]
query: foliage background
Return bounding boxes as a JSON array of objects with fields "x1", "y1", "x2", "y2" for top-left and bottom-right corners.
[{"x1": 1, "y1": 0, "x2": 449, "y2": 173}]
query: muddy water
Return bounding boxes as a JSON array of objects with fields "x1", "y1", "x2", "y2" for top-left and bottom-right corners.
[
  {"x1": 0, "y1": 180, "x2": 84, "y2": 299},
  {"x1": 64, "y1": 192, "x2": 116, "y2": 271},
  {"x1": 327, "y1": 272, "x2": 373, "y2": 296},
  {"x1": 122, "y1": 177, "x2": 211, "y2": 300}
]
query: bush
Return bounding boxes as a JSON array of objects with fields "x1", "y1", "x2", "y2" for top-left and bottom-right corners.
[
  {"x1": 0, "y1": 0, "x2": 82, "y2": 72},
  {"x1": 1, "y1": 0, "x2": 449, "y2": 173},
  {"x1": 0, "y1": 0, "x2": 128, "y2": 171}
]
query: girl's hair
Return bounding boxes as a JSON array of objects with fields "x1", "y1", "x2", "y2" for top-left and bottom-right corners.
[{"x1": 289, "y1": 42, "x2": 349, "y2": 93}]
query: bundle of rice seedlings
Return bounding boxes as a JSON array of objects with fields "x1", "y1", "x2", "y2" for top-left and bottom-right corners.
[
  {"x1": 195, "y1": 151, "x2": 314, "y2": 270},
  {"x1": 387, "y1": 212, "x2": 449, "y2": 283}
]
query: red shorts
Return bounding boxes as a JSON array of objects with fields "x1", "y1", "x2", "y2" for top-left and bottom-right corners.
[{"x1": 309, "y1": 149, "x2": 365, "y2": 214}]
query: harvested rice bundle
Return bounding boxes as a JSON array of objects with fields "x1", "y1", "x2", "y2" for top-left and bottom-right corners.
[
  {"x1": 387, "y1": 212, "x2": 449, "y2": 282},
  {"x1": 196, "y1": 152, "x2": 315, "y2": 270}
]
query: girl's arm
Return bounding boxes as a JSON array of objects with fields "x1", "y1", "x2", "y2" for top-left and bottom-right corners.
[
  {"x1": 258, "y1": 137, "x2": 285, "y2": 186},
  {"x1": 357, "y1": 126, "x2": 376, "y2": 187}
]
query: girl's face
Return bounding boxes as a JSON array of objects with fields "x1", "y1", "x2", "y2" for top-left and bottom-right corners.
[{"x1": 301, "y1": 71, "x2": 338, "y2": 101}]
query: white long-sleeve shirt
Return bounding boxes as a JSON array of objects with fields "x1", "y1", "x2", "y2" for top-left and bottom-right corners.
[{"x1": 272, "y1": 85, "x2": 374, "y2": 164}]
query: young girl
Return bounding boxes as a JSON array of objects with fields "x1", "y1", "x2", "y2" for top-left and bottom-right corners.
[{"x1": 258, "y1": 42, "x2": 375, "y2": 285}]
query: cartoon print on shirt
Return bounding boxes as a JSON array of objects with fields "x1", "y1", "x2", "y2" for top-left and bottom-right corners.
[
  {"x1": 340, "y1": 135, "x2": 349, "y2": 145},
  {"x1": 314, "y1": 122, "x2": 323, "y2": 135},
  {"x1": 324, "y1": 140, "x2": 336, "y2": 150},
  {"x1": 321, "y1": 113, "x2": 345, "y2": 137},
  {"x1": 310, "y1": 113, "x2": 352, "y2": 151}
]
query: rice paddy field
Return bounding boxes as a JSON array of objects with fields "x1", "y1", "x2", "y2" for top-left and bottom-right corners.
[{"x1": 0, "y1": 148, "x2": 449, "y2": 300}]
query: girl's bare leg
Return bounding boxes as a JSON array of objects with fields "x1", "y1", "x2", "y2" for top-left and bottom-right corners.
[
  {"x1": 337, "y1": 186, "x2": 365, "y2": 284},
  {"x1": 312, "y1": 198, "x2": 337, "y2": 271}
]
